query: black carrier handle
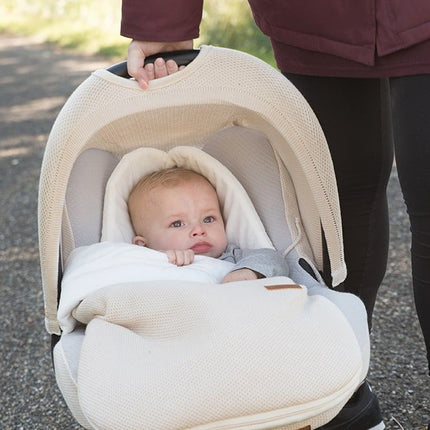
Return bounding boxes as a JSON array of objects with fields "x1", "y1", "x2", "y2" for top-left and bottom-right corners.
[{"x1": 107, "y1": 49, "x2": 200, "y2": 78}]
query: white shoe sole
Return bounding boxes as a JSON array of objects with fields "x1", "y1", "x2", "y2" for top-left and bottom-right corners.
[{"x1": 368, "y1": 423, "x2": 385, "y2": 430}]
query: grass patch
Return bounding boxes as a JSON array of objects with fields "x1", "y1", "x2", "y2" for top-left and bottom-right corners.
[
  {"x1": 0, "y1": 0, "x2": 275, "y2": 66},
  {"x1": 0, "y1": 0, "x2": 128, "y2": 59}
]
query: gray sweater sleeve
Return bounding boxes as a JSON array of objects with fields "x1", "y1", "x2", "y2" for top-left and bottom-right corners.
[{"x1": 219, "y1": 244, "x2": 289, "y2": 278}]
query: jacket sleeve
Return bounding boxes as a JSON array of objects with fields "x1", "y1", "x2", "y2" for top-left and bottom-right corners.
[
  {"x1": 220, "y1": 244, "x2": 290, "y2": 278},
  {"x1": 121, "y1": 0, "x2": 203, "y2": 41}
]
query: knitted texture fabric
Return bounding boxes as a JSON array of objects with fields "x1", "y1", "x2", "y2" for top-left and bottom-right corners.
[
  {"x1": 74, "y1": 279, "x2": 363, "y2": 429},
  {"x1": 39, "y1": 46, "x2": 345, "y2": 334}
]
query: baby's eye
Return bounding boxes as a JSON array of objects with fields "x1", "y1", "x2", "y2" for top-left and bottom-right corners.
[
  {"x1": 170, "y1": 220, "x2": 184, "y2": 228},
  {"x1": 203, "y1": 216, "x2": 215, "y2": 223}
]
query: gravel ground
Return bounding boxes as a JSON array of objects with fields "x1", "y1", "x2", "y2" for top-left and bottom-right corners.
[{"x1": 0, "y1": 33, "x2": 428, "y2": 429}]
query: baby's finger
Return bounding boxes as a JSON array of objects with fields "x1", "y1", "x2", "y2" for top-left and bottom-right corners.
[
  {"x1": 184, "y1": 249, "x2": 195, "y2": 265},
  {"x1": 174, "y1": 251, "x2": 186, "y2": 266},
  {"x1": 166, "y1": 250, "x2": 177, "y2": 264}
]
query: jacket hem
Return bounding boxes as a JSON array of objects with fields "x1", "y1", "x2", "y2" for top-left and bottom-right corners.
[
  {"x1": 280, "y1": 61, "x2": 430, "y2": 79},
  {"x1": 265, "y1": 25, "x2": 376, "y2": 66}
]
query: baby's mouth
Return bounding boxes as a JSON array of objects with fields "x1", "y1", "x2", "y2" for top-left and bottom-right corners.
[{"x1": 191, "y1": 242, "x2": 212, "y2": 253}]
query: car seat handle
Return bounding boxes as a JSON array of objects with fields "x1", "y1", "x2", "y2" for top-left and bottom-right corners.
[{"x1": 107, "y1": 49, "x2": 200, "y2": 79}]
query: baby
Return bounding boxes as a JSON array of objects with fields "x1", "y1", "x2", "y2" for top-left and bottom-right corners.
[{"x1": 128, "y1": 167, "x2": 289, "y2": 283}]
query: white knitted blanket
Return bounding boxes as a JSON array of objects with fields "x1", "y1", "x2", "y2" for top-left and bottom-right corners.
[
  {"x1": 58, "y1": 241, "x2": 235, "y2": 334},
  {"x1": 71, "y1": 274, "x2": 364, "y2": 430}
]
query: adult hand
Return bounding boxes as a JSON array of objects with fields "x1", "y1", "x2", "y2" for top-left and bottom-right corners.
[{"x1": 127, "y1": 40, "x2": 194, "y2": 89}]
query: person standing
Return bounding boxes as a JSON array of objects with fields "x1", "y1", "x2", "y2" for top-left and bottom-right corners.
[{"x1": 120, "y1": 2, "x2": 430, "y2": 428}]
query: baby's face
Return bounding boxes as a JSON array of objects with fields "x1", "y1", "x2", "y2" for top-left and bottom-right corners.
[{"x1": 132, "y1": 179, "x2": 228, "y2": 258}]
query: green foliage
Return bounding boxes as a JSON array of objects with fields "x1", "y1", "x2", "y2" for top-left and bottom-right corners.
[
  {"x1": 0, "y1": 0, "x2": 275, "y2": 66},
  {"x1": 199, "y1": 1, "x2": 275, "y2": 66},
  {"x1": 0, "y1": 0, "x2": 129, "y2": 57}
]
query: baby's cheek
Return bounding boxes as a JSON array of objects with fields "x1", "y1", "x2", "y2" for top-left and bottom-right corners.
[{"x1": 167, "y1": 233, "x2": 188, "y2": 250}]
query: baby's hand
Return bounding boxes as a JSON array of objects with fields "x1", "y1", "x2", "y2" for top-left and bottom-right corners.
[
  {"x1": 221, "y1": 268, "x2": 260, "y2": 283},
  {"x1": 166, "y1": 249, "x2": 195, "y2": 266}
]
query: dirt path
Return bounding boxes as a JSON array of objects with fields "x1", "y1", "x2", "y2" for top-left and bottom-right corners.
[
  {"x1": 0, "y1": 33, "x2": 108, "y2": 429},
  {"x1": 0, "y1": 33, "x2": 428, "y2": 429}
]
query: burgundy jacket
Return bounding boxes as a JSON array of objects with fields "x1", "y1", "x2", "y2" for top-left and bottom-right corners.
[{"x1": 121, "y1": 0, "x2": 430, "y2": 77}]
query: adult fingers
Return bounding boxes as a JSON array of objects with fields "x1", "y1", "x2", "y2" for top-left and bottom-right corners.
[
  {"x1": 166, "y1": 59, "x2": 179, "y2": 75},
  {"x1": 144, "y1": 63, "x2": 155, "y2": 81},
  {"x1": 127, "y1": 41, "x2": 150, "y2": 89},
  {"x1": 153, "y1": 58, "x2": 169, "y2": 78}
]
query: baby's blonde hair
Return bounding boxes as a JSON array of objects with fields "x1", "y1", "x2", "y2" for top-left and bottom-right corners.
[
  {"x1": 128, "y1": 167, "x2": 217, "y2": 232},
  {"x1": 129, "y1": 167, "x2": 211, "y2": 200}
]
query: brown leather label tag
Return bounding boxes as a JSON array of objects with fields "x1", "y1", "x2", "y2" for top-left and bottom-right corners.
[
  {"x1": 298, "y1": 426, "x2": 311, "y2": 430},
  {"x1": 264, "y1": 284, "x2": 302, "y2": 290}
]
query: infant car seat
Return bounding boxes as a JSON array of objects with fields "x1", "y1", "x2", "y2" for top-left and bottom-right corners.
[{"x1": 38, "y1": 46, "x2": 371, "y2": 429}]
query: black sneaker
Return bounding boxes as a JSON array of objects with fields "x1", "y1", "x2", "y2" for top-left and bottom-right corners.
[{"x1": 319, "y1": 381, "x2": 385, "y2": 429}]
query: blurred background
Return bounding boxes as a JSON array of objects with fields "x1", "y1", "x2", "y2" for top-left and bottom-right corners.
[
  {"x1": 1, "y1": 1, "x2": 429, "y2": 428},
  {"x1": 0, "y1": 0, "x2": 275, "y2": 66}
]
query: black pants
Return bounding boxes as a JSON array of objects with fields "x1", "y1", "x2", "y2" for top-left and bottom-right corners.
[{"x1": 285, "y1": 73, "x2": 430, "y2": 372}]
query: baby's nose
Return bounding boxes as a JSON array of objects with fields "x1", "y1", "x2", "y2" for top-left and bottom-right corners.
[{"x1": 191, "y1": 224, "x2": 206, "y2": 236}]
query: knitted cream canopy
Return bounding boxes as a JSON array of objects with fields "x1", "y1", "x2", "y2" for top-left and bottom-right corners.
[{"x1": 39, "y1": 45, "x2": 346, "y2": 334}]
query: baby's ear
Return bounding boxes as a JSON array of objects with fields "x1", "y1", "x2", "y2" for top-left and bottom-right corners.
[{"x1": 132, "y1": 236, "x2": 146, "y2": 247}]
